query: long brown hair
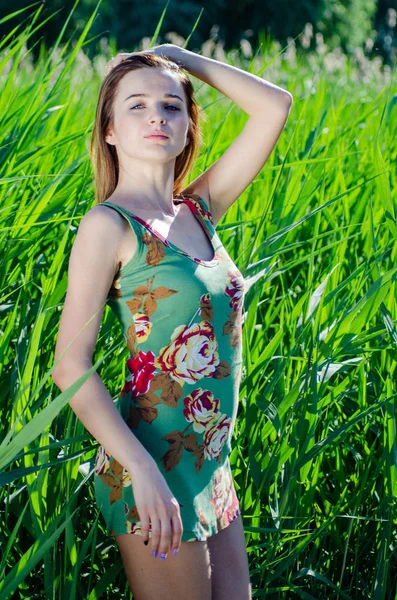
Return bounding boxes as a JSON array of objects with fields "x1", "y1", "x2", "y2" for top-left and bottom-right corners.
[{"x1": 89, "y1": 52, "x2": 203, "y2": 206}]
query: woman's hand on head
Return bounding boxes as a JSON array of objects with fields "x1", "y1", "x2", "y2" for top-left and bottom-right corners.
[
  {"x1": 105, "y1": 52, "x2": 133, "y2": 75},
  {"x1": 105, "y1": 45, "x2": 178, "y2": 76}
]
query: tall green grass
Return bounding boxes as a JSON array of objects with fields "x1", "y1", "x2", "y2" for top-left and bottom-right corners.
[{"x1": 0, "y1": 2, "x2": 396, "y2": 598}]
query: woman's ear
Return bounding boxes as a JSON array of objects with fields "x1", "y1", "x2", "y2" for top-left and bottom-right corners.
[{"x1": 105, "y1": 128, "x2": 115, "y2": 146}]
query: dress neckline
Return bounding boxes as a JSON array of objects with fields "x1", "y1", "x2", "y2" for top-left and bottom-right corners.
[{"x1": 102, "y1": 194, "x2": 219, "y2": 268}]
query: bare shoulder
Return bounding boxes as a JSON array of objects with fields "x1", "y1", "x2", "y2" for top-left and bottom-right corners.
[
  {"x1": 51, "y1": 204, "x2": 129, "y2": 380},
  {"x1": 68, "y1": 204, "x2": 130, "y2": 293},
  {"x1": 84, "y1": 202, "x2": 127, "y2": 233},
  {"x1": 82, "y1": 203, "x2": 136, "y2": 268}
]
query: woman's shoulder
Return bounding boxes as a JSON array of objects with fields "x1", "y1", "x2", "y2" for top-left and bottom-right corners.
[
  {"x1": 79, "y1": 203, "x2": 134, "y2": 249},
  {"x1": 85, "y1": 202, "x2": 131, "y2": 228}
]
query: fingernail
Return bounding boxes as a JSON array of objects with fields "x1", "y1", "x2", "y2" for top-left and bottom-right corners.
[
  {"x1": 173, "y1": 548, "x2": 178, "y2": 556},
  {"x1": 152, "y1": 550, "x2": 158, "y2": 558},
  {"x1": 144, "y1": 540, "x2": 148, "y2": 546},
  {"x1": 160, "y1": 553, "x2": 166, "y2": 560}
]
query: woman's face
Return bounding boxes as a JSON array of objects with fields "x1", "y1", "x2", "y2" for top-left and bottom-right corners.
[{"x1": 105, "y1": 67, "x2": 190, "y2": 164}]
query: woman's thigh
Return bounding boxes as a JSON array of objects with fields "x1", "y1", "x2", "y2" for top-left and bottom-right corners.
[
  {"x1": 207, "y1": 513, "x2": 252, "y2": 600},
  {"x1": 114, "y1": 533, "x2": 212, "y2": 600}
]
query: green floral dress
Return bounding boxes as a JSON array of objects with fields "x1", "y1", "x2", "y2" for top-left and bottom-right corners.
[{"x1": 92, "y1": 193, "x2": 245, "y2": 542}]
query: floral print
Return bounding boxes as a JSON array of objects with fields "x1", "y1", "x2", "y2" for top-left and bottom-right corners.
[
  {"x1": 203, "y1": 414, "x2": 232, "y2": 460},
  {"x1": 94, "y1": 448, "x2": 132, "y2": 504},
  {"x1": 155, "y1": 320, "x2": 221, "y2": 385},
  {"x1": 108, "y1": 266, "x2": 123, "y2": 300},
  {"x1": 209, "y1": 463, "x2": 241, "y2": 528},
  {"x1": 183, "y1": 389, "x2": 220, "y2": 433},
  {"x1": 193, "y1": 461, "x2": 241, "y2": 540},
  {"x1": 122, "y1": 350, "x2": 157, "y2": 396},
  {"x1": 175, "y1": 193, "x2": 216, "y2": 227},
  {"x1": 225, "y1": 269, "x2": 245, "y2": 312},
  {"x1": 93, "y1": 194, "x2": 244, "y2": 541},
  {"x1": 223, "y1": 269, "x2": 245, "y2": 348}
]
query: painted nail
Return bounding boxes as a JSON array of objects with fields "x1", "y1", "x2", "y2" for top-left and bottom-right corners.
[
  {"x1": 160, "y1": 553, "x2": 166, "y2": 560},
  {"x1": 152, "y1": 550, "x2": 158, "y2": 558},
  {"x1": 173, "y1": 548, "x2": 178, "y2": 556},
  {"x1": 144, "y1": 540, "x2": 148, "y2": 546}
]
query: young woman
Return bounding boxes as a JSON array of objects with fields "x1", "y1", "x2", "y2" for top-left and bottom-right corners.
[{"x1": 52, "y1": 44, "x2": 292, "y2": 599}]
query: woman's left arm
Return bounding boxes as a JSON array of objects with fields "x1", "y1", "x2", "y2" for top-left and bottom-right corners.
[
  {"x1": 107, "y1": 44, "x2": 293, "y2": 224},
  {"x1": 164, "y1": 44, "x2": 293, "y2": 225},
  {"x1": 166, "y1": 44, "x2": 292, "y2": 117}
]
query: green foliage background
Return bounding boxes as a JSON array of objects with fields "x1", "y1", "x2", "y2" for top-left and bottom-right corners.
[
  {"x1": 0, "y1": 0, "x2": 396, "y2": 64},
  {"x1": 0, "y1": 1, "x2": 397, "y2": 598}
]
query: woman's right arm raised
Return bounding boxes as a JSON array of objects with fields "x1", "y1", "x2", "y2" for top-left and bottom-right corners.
[{"x1": 51, "y1": 206, "x2": 183, "y2": 558}]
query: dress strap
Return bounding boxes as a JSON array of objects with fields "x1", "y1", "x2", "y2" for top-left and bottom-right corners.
[
  {"x1": 174, "y1": 193, "x2": 216, "y2": 233},
  {"x1": 100, "y1": 200, "x2": 148, "y2": 235}
]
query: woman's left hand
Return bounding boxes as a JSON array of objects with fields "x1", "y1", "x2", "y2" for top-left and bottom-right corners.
[{"x1": 105, "y1": 45, "x2": 177, "y2": 75}]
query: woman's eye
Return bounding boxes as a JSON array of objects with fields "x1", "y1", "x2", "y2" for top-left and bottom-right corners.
[{"x1": 130, "y1": 104, "x2": 180, "y2": 111}]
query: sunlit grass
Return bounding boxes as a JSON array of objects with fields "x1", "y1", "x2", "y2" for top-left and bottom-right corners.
[{"x1": 0, "y1": 2, "x2": 396, "y2": 599}]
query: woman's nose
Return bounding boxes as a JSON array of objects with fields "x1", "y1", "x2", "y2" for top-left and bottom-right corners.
[
  {"x1": 149, "y1": 108, "x2": 166, "y2": 123},
  {"x1": 150, "y1": 115, "x2": 166, "y2": 124}
]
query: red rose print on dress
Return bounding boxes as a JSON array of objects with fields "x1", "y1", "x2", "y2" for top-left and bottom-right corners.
[
  {"x1": 203, "y1": 414, "x2": 231, "y2": 460},
  {"x1": 225, "y1": 269, "x2": 245, "y2": 312},
  {"x1": 124, "y1": 300, "x2": 230, "y2": 431},
  {"x1": 183, "y1": 388, "x2": 221, "y2": 433},
  {"x1": 119, "y1": 350, "x2": 163, "y2": 429},
  {"x1": 155, "y1": 321, "x2": 221, "y2": 385},
  {"x1": 121, "y1": 350, "x2": 157, "y2": 397}
]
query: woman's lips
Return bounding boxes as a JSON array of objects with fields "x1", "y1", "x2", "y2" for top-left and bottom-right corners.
[{"x1": 145, "y1": 134, "x2": 169, "y2": 139}]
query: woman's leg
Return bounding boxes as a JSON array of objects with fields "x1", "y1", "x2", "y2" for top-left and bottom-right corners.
[
  {"x1": 114, "y1": 533, "x2": 212, "y2": 600},
  {"x1": 207, "y1": 513, "x2": 252, "y2": 600}
]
